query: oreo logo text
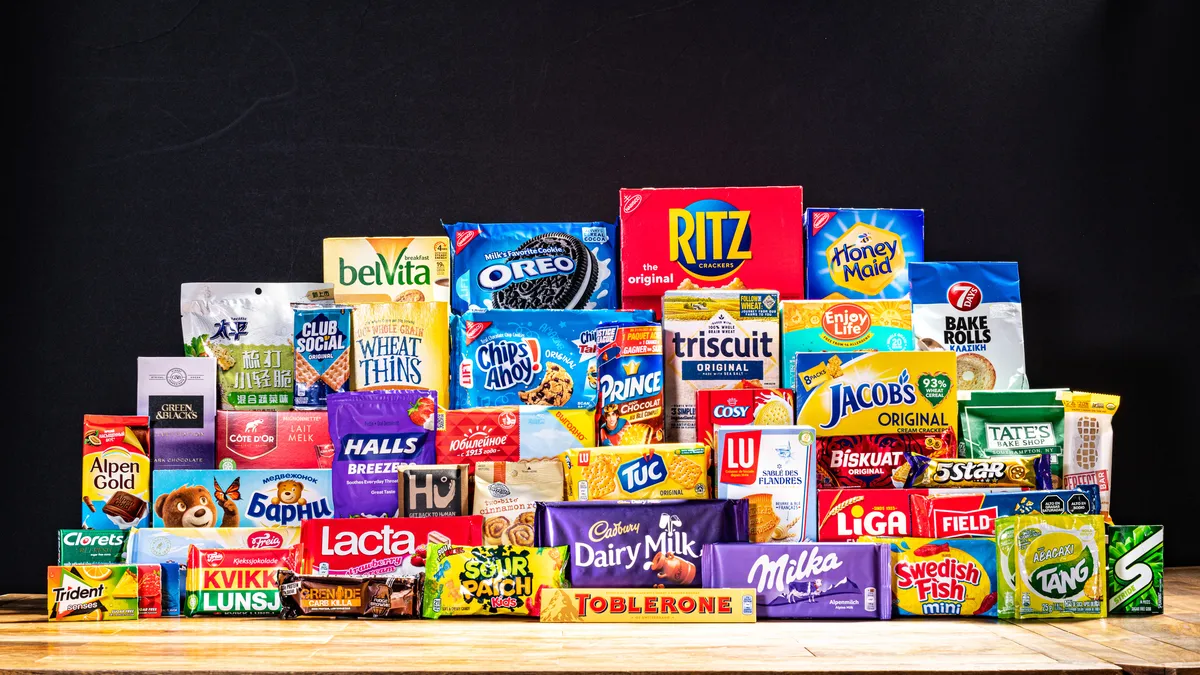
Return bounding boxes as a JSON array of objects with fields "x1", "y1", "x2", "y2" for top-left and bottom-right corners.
[{"x1": 479, "y1": 256, "x2": 576, "y2": 290}]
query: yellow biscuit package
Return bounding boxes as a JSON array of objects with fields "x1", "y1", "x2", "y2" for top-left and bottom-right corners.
[
  {"x1": 351, "y1": 302, "x2": 449, "y2": 423},
  {"x1": 561, "y1": 444, "x2": 710, "y2": 500},
  {"x1": 324, "y1": 237, "x2": 451, "y2": 303},
  {"x1": 423, "y1": 543, "x2": 568, "y2": 618},
  {"x1": 1008, "y1": 514, "x2": 1107, "y2": 619}
]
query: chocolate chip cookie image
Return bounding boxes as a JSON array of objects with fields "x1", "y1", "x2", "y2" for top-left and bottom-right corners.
[
  {"x1": 490, "y1": 233, "x2": 599, "y2": 310},
  {"x1": 519, "y1": 362, "x2": 574, "y2": 406}
]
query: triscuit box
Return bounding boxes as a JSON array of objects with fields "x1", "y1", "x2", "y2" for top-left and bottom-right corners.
[
  {"x1": 781, "y1": 299, "x2": 913, "y2": 389},
  {"x1": 324, "y1": 237, "x2": 451, "y2": 303},
  {"x1": 805, "y1": 208, "x2": 924, "y2": 300},
  {"x1": 539, "y1": 587, "x2": 757, "y2": 623},
  {"x1": 663, "y1": 289, "x2": 781, "y2": 442}
]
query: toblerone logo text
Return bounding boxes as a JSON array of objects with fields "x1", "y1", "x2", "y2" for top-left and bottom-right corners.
[{"x1": 339, "y1": 252, "x2": 430, "y2": 287}]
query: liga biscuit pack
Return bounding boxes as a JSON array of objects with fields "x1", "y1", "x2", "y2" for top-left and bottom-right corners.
[
  {"x1": 539, "y1": 587, "x2": 757, "y2": 623},
  {"x1": 298, "y1": 516, "x2": 484, "y2": 577},
  {"x1": 151, "y1": 469, "x2": 333, "y2": 528},
  {"x1": 126, "y1": 527, "x2": 300, "y2": 566},
  {"x1": 662, "y1": 289, "x2": 781, "y2": 442},
  {"x1": 1062, "y1": 391, "x2": 1120, "y2": 517},
  {"x1": 694, "y1": 388, "x2": 795, "y2": 450},
  {"x1": 47, "y1": 564, "x2": 140, "y2": 622},
  {"x1": 804, "y1": 208, "x2": 924, "y2": 300},
  {"x1": 619, "y1": 186, "x2": 805, "y2": 316},
  {"x1": 136, "y1": 357, "x2": 216, "y2": 470},
  {"x1": 436, "y1": 406, "x2": 595, "y2": 468},
  {"x1": 215, "y1": 410, "x2": 333, "y2": 470},
  {"x1": 715, "y1": 426, "x2": 818, "y2": 542},
  {"x1": 781, "y1": 299, "x2": 913, "y2": 389},
  {"x1": 861, "y1": 536, "x2": 999, "y2": 617},
  {"x1": 184, "y1": 546, "x2": 296, "y2": 616},
  {"x1": 561, "y1": 444, "x2": 711, "y2": 501},
  {"x1": 292, "y1": 304, "x2": 352, "y2": 409},
  {"x1": 998, "y1": 514, "x2": 1106, "y2": 619},
  {"x1": 595, "y1": 320, "x2": 665, "y2": 446},
  {"x1": 350, "y1": 302, "x2": 450, "y2": 422},
  {"x1": 82, "y1": 415, "x2": 150, "y2": 530},
  {"x1": 817, "y1": 489, "x2": 926, "y2": 542},
  {"x1": 323, "y1": 236, "x2": 451, "y2": 303}
]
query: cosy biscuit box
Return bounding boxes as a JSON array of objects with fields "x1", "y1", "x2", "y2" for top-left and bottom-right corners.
[
  {"x1": 137, "y1": 357, "x2": 217, "y2": 470},
  {"x1": 216, "y1": 410, "x2": 332, "y2": 470},
  {"x1": 804, "y1": 208, "x2": 924, "y2": 300},
  {"x1": 662, "y1": 289, "x2": 781, "y2": 442},
  {"x1": 324, "y1": 236, "x2": 451, "y2": 303},
  {"x1": 619, "y1": 187, "x2": 804, "y2": 317}
]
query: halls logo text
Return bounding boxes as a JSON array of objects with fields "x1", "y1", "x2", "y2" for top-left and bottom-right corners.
[
  {"x1": 616, "y1": 454, "x2": 668, "y2": 494},
  {"x1": 356, "y1": 335, "x2": 425, "y2": 387},
  {"x1": 576, "y1": 513, "x2": 697, "y2": 570},
  {"x1": 246, "y1": 477, "x2": 332, "y2": 526},
  {"x1": 339, "y1": 251, "x2": 430, "y2": 287},
  {"x1": 746, "y1": 547, "x2": 843, "y2": 594},
  {"x1": 339, "y1": 433, "x2": 428, "y2": 475},
  {"x1": 668, "y1": 200, "x2": 752, "y2": 280},
  {"x1": 479, "y1": 244, "x2": 576, "y2": 291},
  {"x1": 476, "y1": 339, "x2": 538, "y2": 391},
  {"x1": 823, "y1": 369, "x2": 920, "y2": 429}
]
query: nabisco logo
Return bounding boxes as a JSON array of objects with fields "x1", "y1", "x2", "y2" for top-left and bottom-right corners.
[
  {"x1": 320, "y1": 523, "x2": 417, "y2": 557},
  {"x1": 461, "y1": 321, "x2": 492, "y2": 345},
  {"x1": 205, "y1": 551, "x2": 225, "y2": 565},
  {"x1": 453, "y1": 229, "x2": 480, "y2": 255},
  {"x1": 622, "y1": 193, "x2": 643, "y2": 214},
  {"x1": 810, "y1": 211, "x2": 836, "y2": 235},
  {"x1": 247, "y1": 530, "x2": 285, "y2": 549},
  {"x1": 933, "y1": 508, "x2": 995, "y2": 538}
]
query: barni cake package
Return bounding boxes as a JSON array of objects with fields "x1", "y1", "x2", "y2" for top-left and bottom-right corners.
[
  {"x1": 126, "y1": 527, "x2": 300, "y2": 566},
  {"x1": 451, "y1": 308, "x2": 652, "y2": 410},
  {"x1": 350, "y1": 302, "x2": 449, "y2": 422},
  {"x1": 328, "y1": 390, "x2": 438, "y2": 518},
  {"x1": 560, "y1": 444, "x2": 711, "y2": 501},
  {"x1": 535, "y1": 500, "x2": 748, "y2": 588},
  {"x1": 959, "y1": 389, "x2": 1066, "y2": 487},
  {"x1": 181, "y1": 282, "x2": 332, "y2": 410},
  {"x1": 58, "y1": 530, "x2": 129, "y2": 565},
  {"x1": 47, "y1": 564, "x2": 140, "y2": 622},
  {"x1": 298, "y1": 516, "x2": 484, "y2": 577},
  {"x1": 82, "y1": 415, "x2": 150, "y2": 530},
  {"x1": 423, "y1": 543, "x2": 568, "y2": 618},
  {"x1": 910, "y1": 485, "x2": 1100, "y2": 539},
  {"x1": 540, "y1": 587, "x2": 757, "y2": 623},
  {"x1": 215, "y1": 410, "x2": 332, "y2": 470},
  {"x1": 781, "y1": 299, "x2": 913, "y2": 389},
  {"x1": 292, "y1": 304, "x2": 352, "y2": 410},
  {"x1": 618, "y1": 186, "x2": 805, "y2": 316},
  {"x1": 152, "y1": 469, "x2": 333, "y2": 528},
  {"x1": 323, "y1": 236, "x2": 451, "y2": 303},
  {"x1": 804, "y1": 208, "x2": 924, "y2": 300},
  {"x1": 861, "y1": 536, "x2": 999, "y2": 617},
  {"x1": 662, "y1": 289, "x2": 781, "y2": 442},
  {"x1": 184, "y1": 546, "x2": 297, "y2": 617},
  {"x1": 444, "y1": 222, "x2": 617, "y2": 313},
  {"x1": 436, "y1": 406, "x2": 595, "y2": 468},
  {"x1": 1062, "y1": 391, "x2": 1120, "y2": 518},
  {"x1": 595, "y1": 320, "x2": 665, "y2": 446},
  {"x1": 1106, "y1": 524, "x2": 1164, "y2": 615},
  {"x1": 694, "y1": 388, "x2": 795, "y2": 451},
  {"x1": 702, "y1": 542, "x2": 892, "y2": 619},
  {"x1": 397, "y1": 464, "x2": 469, "y2": 518},
  {"x1": 715, "y1": 426, "x2": 818, "y2": 543},
  {"x1": 137, "y1": 357, "x2": 217, "y2": 470},
  {"x1": 910, "y1": 261, "x2": 1028, "y2": 391}
]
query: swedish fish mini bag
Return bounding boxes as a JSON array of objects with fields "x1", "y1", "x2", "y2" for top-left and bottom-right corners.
[
  {"x1": 860, "y1": 536, "x2": 998, "y2": 617},
  {"x1": 1008, "y1": 514, "x2": 1106, "y2": 619}
]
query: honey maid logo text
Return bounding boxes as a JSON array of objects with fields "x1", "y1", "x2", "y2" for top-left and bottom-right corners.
[
  {"x1": 822, "y1": 369, "x2": 917, "y2": 429},
  {"x1": 476, "y1": 339, "x2": 538, "y2": 391},
  {"x1": 668, "y1": 199, "x2": 751, "y2": 280},
  {"x1": 826, "y1": 223, "x2": 905, "y2": 296}
]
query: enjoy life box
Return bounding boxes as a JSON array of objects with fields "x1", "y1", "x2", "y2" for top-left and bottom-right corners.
[
  {"x1": 323, "y1": 236, "x2": 451, "y2": 303},
  {"x1": 619, "y1": 187, "x2": 804, "y2": 317},
  {"x1": 137, "y1": 357, "x2": 217, "y2": 470}
]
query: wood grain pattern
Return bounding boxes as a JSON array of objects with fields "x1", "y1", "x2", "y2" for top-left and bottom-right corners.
[{"x1": 2, "y1": 569, "x2": 1198, "y2": 674}]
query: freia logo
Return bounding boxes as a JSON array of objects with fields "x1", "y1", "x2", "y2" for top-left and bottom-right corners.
[
  {"x1": 339, "y1": 253, "x2": 430, "y2": 286},
  {"x1": 823, "y1": 370, "x2": 917, "y2": 429}
]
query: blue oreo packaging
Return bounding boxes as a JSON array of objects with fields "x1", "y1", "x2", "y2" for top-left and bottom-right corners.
[
  {"x1": 451, "y1": 309, "x2": 653, "y2": 410},
  {"x1": 444, "y1": 222, "x2": 618, "y2": 313},
  {"x1": 292, "y1": 304, "x2": 352, "y2": 409},
  {"x1": 150, "y1": 469, "x2": 334, "y2": 528},
  {"x1": 805, "y1": 208, "x2": 924, "y2": 300}
]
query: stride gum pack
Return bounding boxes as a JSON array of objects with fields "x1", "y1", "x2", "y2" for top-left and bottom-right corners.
[{"x1": 805, "y1": 208, "x2": 924, "y2": 300}]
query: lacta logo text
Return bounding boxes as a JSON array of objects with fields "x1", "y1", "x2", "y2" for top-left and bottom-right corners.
[
  {"x1": 823, "y1": 369, "x2": 916, "y2": 429},
  {"x1": 476, "y1": 340, "x2": 535, "y2": 391},
  {"x1": 339, "y1": 252, "x2": 430, "y2": 286}
]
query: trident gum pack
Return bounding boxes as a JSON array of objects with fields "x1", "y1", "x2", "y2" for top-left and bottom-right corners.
[
  {"x1": 47, "y1": 564, "x2": 140, "y2": 622},
  {"x1": 323, "y1": 236, "x2": 451, "y2": 303},
  {"x1": 595, "y1": 321, "x2": 665, "y2": 446},
  {"x1": 619, "y1": 186, "x2": 804, "y2": 317},
  {"x1": 82, "y1": 415, "x2": 150, "y2": 530},
  {"x1": 805, "y1": 208, "x2": 924, "y2": 300}
]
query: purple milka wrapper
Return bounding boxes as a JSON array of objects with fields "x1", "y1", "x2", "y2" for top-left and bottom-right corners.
[
  {"x1": 535, "y1": 500, "x2": 749, "y2": 588},
  {"x1": 328, "y1": 390, "x2": 437, "y2": 518},
  {"x1": 702, "y1": 542, "x2": 892, "y2": 619}
]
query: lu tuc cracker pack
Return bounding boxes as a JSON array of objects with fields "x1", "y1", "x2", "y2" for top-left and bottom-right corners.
[
  {"x1": 323, "y1": 236, "x2": 451, "y2": 303},
  {"x1": 805, "y1": 208, "x2": 924, "y2": 300},
  {"x1": 861, "y1": 536, "x2": 999, "y2": 617},
  {"x1": 781, "y1": 299, "x2": 914, "y2": 390},
  {"x1": 998, "y1": 514, "x2": 1106, "y2": 620},
  {"x1": 82, "y1": 415, "x2": 150, "y2": 530},
  {"x1": 618, "y1": 186, "x2": 805, "y2": 317},
  {"x1": 561, "y1": 444, "x2": 711, "y2": 501},
  {"x1": 595, "y1": 320, "x2": 665, "y2": 446},
  {"x1": 47, "y1": 564, "x2": 140, "y2": 622}
]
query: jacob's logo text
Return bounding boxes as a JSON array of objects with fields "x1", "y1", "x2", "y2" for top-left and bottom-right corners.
[
  {"x1": 823, "y1": 370, "x2": 918, "y2": 429},
  {"x1": 357, "y1": 336, "x2": 424, "y2": 387},
  {"x1": 339, "y1": 252, "x2": 430, "y2": 287},
  {"x1": 476, "y1": 340, "x2": 537, "y2": 391},
  {"x1": 668, "y1": 200, "x2": 752, "y2": 280}
]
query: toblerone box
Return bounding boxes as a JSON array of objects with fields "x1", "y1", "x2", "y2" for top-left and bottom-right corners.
[
  {"x1": 324, "y1": 237, "x2": 451, "y2": 303},
  {"x1": 663, "y1": 289, "x2": 781, "y2": 442},
  {"x1": 539, "y1": 587, "x2": 757, "y2": 623}
]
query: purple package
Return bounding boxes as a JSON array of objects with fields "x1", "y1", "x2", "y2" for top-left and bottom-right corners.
[
  {"x1": 702, "y1": 542, "x2": 892, "y2": 619},
  {"x1": 328, "y1": 390, "x2": 437, "y2": 518},
  {"x1": 534, "y1": 500, "x2": 748, "y2": 588}
]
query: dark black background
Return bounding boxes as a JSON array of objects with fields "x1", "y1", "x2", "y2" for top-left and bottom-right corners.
[{"x1": 12, "y1": 1, "x2": 1193, "y2": 592}]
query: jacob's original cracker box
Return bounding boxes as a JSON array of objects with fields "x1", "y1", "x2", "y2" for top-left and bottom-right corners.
[
  {"x1": 82, "y1": 415, "x2": 151, "y2": 530},
  {"x1": 561, "y1": 444, "x2": 710, "y2": 500},
  {"x1": 805, "y1": 208, "x2": 924, "y2": 300},
  {"x1": 781, "y1": 299, "x2": 913, "y2": 389},
  {"x1": 324, "y1": 236, "x2": 450, "y2": 303},
  {"x1": 47, "y1": 564, "x2": 140, "y2": 622},
  {"x1": 619, "y1": 186, "x2": 804, "y2": 316},
  {"x1": 663, "y1": 289, "x2": 781, "y2": 442},
  {"x1": 351, "y1": 301, "x2": 449, "y2": 421}
]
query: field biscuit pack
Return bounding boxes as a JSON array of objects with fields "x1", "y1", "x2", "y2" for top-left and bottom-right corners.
[
  {"x1": 663, "y1": 289, "x2": 781, "y2": 442},
  {"x1": 715, "y1": 426, "x2": 818, "y2": 542},
  {"x1": 324, "y1": 236, "x2": 451, "y2": 303},
  {"x1": 805, "y1": 208, "x2": 924, "y2": 300}
]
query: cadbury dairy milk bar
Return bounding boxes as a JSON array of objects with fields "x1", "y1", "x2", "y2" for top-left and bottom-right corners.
[
  {"x1": 534, "y1": 500, "x2": 748, "y2": 588},
  {"x1": 702, "y1": 542, "x2": 892, "y2": 619}
]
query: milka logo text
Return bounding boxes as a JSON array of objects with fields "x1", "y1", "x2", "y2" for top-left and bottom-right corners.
[
  {"x1": 822, "y1": 369, "x2": 916, "y2": 429},
  {"x1": 747, "y1": 548, "x2": 843, "y2": 594}
]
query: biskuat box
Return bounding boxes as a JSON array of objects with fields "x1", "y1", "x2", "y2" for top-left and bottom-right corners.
[
  {"x1": 539, "y1": 587, "x2": 757, "y2": 623},
  {"x1": 323, "y1": 237, "x2": 451, "y2": 303},
  {"x1": 619, "y1": 187, "x2": 804, "y2": 317},
  {"x1": 662, "y1": 289, "x2": 781, "y2": 442}
]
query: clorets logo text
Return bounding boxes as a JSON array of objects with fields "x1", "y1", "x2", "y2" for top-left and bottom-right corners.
[
  {"x1": 822, "y1": 370, "x2": 917, "y2": 429},
  {"x1": 668, "y1": 199, "x2": 751, "y2": 280},
  {"x1": 476, "y1": 339, "x2": 538, "y2": 391}
]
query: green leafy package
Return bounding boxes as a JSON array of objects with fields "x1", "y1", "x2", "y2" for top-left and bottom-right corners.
[{"x1": 1106, "y1": 525, "x2": 1164, "y2": 615}]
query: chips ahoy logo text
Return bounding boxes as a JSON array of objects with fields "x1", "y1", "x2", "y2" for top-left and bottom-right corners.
[
  {"x1": 823, "y1": 369, "x2": 917, "y2": 429},
  {"x1": 617, "y1": 454, "x2": 668, "y2": 494},
  {"x1": 668, "y1": 199, "x2": 752, "y2": 280},
  {"x1": 475, "y1": 339, "x2": 538, "y2": 391}
]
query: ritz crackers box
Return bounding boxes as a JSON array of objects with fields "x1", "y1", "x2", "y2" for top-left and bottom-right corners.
[{"x1": 619, "y1": 187, "x2": 804, "y2": 317}]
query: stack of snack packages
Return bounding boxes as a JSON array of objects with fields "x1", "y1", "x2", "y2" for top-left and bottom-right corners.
[{"x1": 52, "y1": 188, "x2": 1160, "y2": 624}]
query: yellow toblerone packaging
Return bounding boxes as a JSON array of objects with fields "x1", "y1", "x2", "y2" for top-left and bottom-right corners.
[{"x1": 539, "y1": 587, "x2": 757, "y2": 623}]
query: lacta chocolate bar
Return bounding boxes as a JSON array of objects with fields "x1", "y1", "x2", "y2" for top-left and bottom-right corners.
[{"x1": 137, "y1": 357, "x2": 217, "y2": 470}]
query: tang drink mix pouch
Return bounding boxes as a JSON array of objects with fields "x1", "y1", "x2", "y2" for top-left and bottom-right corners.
[
  {"x1": 1003, "y1": 514, "x2": 1106, "y2": 620},
  {"x1": 82, "y1": 415, "x2": 150, "y2": 530}
]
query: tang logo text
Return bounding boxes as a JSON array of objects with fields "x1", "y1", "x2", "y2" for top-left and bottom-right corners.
[
  {"x1": 668, "y1": 199, "x2": 752, "y2": 280},
  {"x1": 823, "y1": 369, "x2": 918, "y2": 429},
  {"x1": 475, "y1": 339, "x2": 537, "y2": 391}
]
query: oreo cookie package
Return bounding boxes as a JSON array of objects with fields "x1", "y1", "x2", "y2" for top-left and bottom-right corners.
[
  {"x1": 444, "y1": 222, "x2": 617, "y2": 313},
  {"x1": 451, "y1": 309, "x2": 653, "y2": 410}
]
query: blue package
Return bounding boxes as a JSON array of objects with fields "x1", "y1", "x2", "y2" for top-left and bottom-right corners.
[
  {"x1": 159, "y1": 562, "x2": 183, "y2": 617},
  {"x1": 805, "y1": 208, "x2": 925, "y2": 300},
  {"x1": 125, "y1": 527, "x2": 300, "y2": 566},
  {"x1": 444, "y1": 222, "x2": 618, "y2": 313},
  {"x1": 451, "y1": 309, "x2": 654, "y2": 409},
  {"x1": 151, "y1": 469, "x2": 333, "y2": 528},
  {"x1": 293, "y1": 304, "x2": 352, "y2": 409}
]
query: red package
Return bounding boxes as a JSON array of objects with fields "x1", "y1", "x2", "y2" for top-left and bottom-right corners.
[
  {"x1": 694, "y1": 388, "x2": 796, "y2": 449},
  {"x1": 818, "y1": 488, "x2": 926, "y2": 542},
  {"x1": 816, "y1": 430, "x2": 957, "y2": 488},
  {"x1": 136, "y1": 564, "x2": 161, "y2": 618},
  {"x1": 298, "y1": 516, "x2": 483, "y2": 577},
  {"x1": 215, "y1": 411, "x2": 331, "y2": 470}
]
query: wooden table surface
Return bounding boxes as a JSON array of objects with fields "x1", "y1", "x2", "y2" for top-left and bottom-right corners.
[{"x1": 2, "y1": 569, "x2": 1197, "y2": 675}]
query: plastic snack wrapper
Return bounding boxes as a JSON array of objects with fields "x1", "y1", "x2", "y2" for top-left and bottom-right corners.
[
  {"x1": 422, "y1": 543, "x2": 568, "y2": 618},
  {"x1": 894, "y1": 452, "x2": 1052, "y2": 490}
]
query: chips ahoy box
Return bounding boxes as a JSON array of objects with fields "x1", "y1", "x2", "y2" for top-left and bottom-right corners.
[
  {"x1": 444, "y1": 222, "x2": 618, "y2": 314},
  {"x1": 805, "y1": 208, "x2": 924, "y2": 300},
  {"x1": 619, "y1": 187, "x2": 804, "y2": 317},
  {"x1": 451, "y1": 309, "x2": 652, "y2": 410}
]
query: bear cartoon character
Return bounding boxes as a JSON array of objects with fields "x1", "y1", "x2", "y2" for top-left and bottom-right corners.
[
  {"x1": 273, "y1": 480, "x2": 306, "y2": 506},
  {"x1": 154, "y1": 485, "x2": 239, "y2": 528}
]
